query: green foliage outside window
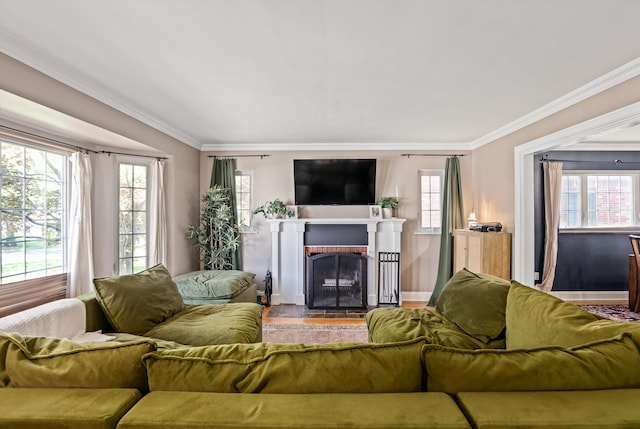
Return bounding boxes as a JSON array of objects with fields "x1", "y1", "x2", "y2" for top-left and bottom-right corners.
[{"x1": 1, "y1": 141, "x2": 65, "y2": 283}]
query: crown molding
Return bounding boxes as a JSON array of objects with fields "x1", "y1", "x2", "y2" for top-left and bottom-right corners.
[
  {"x1": 3, "y1": 29, "x2": 638, "y2": 154},
  {"x1": 567, "y1": 141, "x2": 640, "y2": 151},
  {"x1": 471, "y1": 57, "x2": 640, "y2": 150},
  {"x1": 514, "y1": 102, "x2": 640, "y2": 156},
  {"x1": 0, "y1": 34, "x2": 203, "y2": 150},
  {"x1": 200, "y1": 141, "x2": 473, "y2": 152}
]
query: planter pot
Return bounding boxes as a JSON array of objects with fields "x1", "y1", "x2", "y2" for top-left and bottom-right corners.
[{"x1": 382, "y1": 208, "x2": 394, "y2": 219}]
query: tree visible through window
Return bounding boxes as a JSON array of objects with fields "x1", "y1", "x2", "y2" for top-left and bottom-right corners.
[
  {"x1": 560, "y1": 173, "x2": 636, "y2": 228},
  {"x1": 1, "y1": 141, "x2": 66, "y2": 284},
  {"x1": 418, "y1": 170, "x2": 443, "y2": 233},
  {"x1": 118, "y1": 163, "x2": 148, "y2": 274}
]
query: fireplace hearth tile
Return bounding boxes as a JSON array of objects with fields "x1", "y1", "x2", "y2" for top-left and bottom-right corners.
[{"x1": 266, "y1": 305, "x2": 371, "y2": 319}]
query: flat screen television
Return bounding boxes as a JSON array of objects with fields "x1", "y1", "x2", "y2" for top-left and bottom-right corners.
[{"x1": 294, "y1": 159, "x2": 376, "y2": 205}]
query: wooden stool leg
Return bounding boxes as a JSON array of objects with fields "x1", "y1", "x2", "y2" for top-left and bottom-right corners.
[{"x1": 629, "y1": 254, "x2": 640, "y2": 313}]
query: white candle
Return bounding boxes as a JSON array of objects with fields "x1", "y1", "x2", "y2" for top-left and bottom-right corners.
[{"x1": 395, "y1": 185, "x2": 399, "y2": 198}]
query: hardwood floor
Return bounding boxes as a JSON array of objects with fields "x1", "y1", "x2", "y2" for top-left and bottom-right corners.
[
  {"x1": 262, "y1": 301, "x2": 627, "y2": 325},
  {"x1": 262, "y1": 301, "x2": 430, "y2": 325}
]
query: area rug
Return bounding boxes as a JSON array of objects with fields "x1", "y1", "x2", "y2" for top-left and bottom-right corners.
[
  {"x1": 262, "y1": 324, "x2": 369, "y2": 344},
  {"x1": 579, "y1": 305, "x2": 640, "y2": 322}
]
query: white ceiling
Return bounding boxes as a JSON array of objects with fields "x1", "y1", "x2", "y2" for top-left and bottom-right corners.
[{"x1": 1, "y1": 0, "x2": 639, "y2": 151}]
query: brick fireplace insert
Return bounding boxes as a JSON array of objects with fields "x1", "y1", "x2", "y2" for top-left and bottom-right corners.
[{"x1": 305, "y1": 246, "x2": 367, "y2": 310}]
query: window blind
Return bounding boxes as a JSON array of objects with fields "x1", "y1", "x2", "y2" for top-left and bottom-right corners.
[{"x1": 0, "y1": 273, "x2": 67, "y2": 317}]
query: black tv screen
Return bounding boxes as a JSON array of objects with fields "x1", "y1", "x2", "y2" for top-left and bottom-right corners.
[{"x1": 294, "y1": 159, "x2": 376, "y2": 205}]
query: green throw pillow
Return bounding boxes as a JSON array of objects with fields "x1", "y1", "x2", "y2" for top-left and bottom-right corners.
[
  {"x1": 423, "y1": 333, "x2": 640, "y2": 394},
  {"x1": 173, "y1": 270, "x2": 255, "y2": 300},
  {"x1": 94, "y1": 264, "x2": 185, "y2": 335},
  {"x1": 505, "y1": 280, "x2": 640, "y2": 349},
  {"x1": 144, "y1": 338, "x2": 425, "y2": 393},
  {"x1": 0, "y1": 336, "x2": 9, "y2": 387},
  {"x1": 435, "y1": 268, "x2": 510, "y2": 343},
  {"x1": 1, "y1": 332, "x2": 156, "y2": 390}
]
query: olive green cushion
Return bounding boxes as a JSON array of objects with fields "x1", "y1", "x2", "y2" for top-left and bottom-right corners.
[
  {"x1": 77, "y1": 292, "x2": 114, "y2": 333},
  {"x1": 173, "y1": 269, "x2": 255, "y2": 300},
  {"x1": 143, "y1": 302, "x2": 263, "y2": 346},
  {"x1": 118, "y1": 391, "x2": 471, "y2": 429},
  {"x1": 0, "y1": 388, "x2": 142, "y2": 429},
  {"x1": 93, "y1": 264, "x2": 184, "y2": 335},
  {"x1": 435, "y1": 268, "x2": 510, "y2": 343},
  {"x1": 506, "y1": 280, "x2": 640, "y2": 349},
  {"x1": 0, "y1": 336, "x2": 9, "y2": 387},
  {"x1": 366, "y1": 307, "x2": 505, "y2": 349},
  {"x1": 423, "y1": 333, "x2": 640, "y2": 394},
  {"x1": 0, "y1": 332, "x2": 155, "y2": 390},
  {"x1": 457, "y1": 390, "x2": 640, "y2": 428},
  {"x1": 144, "y1": 338, "x2": 425, "y2": 393}
]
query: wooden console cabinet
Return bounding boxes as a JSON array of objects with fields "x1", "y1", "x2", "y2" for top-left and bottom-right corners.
[{"x1": 453, "y1": 229, "x2": 511, "y2": 280}]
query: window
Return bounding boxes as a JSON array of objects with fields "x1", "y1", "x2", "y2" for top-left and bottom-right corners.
[
  {"x1": 235, "y1": 170, "x2": 253, "y2": 232},
  {"x1": 1, "y1": 141, "x2": 67, "y2": 284},
  {"x1": 560, "y1": 172, "x2": 637, "y2": 229},
  {"x1": 118, "y1": 163, "x2": 148, "y2": 274},
  {"x1": 418, "y1": 170, "x2": 443, "y2": 233}
]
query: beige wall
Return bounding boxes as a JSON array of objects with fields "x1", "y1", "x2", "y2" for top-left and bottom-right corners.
[
  {"x1": 202, "y1": 150, "x2": 472, "y2": 297},
  {"x1": 4, "y1": 49, "x2": 638, "y2": 295},
  {"x1": 472, "y1": 75, "x2": 640, "y2": 285},
  {"x1": 0, "y1": 53, "x2": 201, "y2": 276},
  {"x1": 472, "y1": 75, "x2": 640, "y2": 236}
]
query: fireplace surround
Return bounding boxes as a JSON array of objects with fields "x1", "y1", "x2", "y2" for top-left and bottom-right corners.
[{"x1": 267, "y1": 218, "x2": 405, "y2": 306}]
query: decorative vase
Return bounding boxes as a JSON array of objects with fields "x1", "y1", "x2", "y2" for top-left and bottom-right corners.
[{"x1": 382, "y1": 208, "x2": 394, "y2": 219}]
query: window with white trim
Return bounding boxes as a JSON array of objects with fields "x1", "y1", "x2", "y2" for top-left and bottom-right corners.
[
  {"x1": 1, "y1": 140, "x2": 67, "y2": 284},
  {"x1": 118, "y1": 163, "x2": 148, "y2": 274},
  {"x1": 560, "y1": 172, "x2": 638, "y2": 229},
  {"x1": 235, "y1": 170, "x2": 253, "y2": 232},
  {"x1": 418, "y1": 169, "x2": 444, "y2": 233}
]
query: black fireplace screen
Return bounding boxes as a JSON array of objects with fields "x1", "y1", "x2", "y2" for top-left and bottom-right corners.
[{"x1": 306, "y1": 252, "x2": 367, "y2": 309}]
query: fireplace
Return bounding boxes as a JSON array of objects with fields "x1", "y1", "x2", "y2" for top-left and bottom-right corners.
[
  {"x1": 306, "y1": 249, "x2": 367, "y2": 309},
  {"x1": 266, "y1": 218, "x2": 405, "y2": 306}
]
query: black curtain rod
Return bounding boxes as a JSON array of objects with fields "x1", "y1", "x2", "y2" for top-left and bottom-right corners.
[
  {"x1": 0, "y1": 124, "x2": 97, "y2": 153},
  {"x1": 1, "y1": 124, "x2": 167, "y2": 160},
  {"x1": 539, "y1": 155, "x2": 635, "y2": 165},
  {"x1": 208, "y1": 154, "x2": 270, "y2": 159},
  {"x1": 99, "y1": 150, "x2": 168, "y2": 161},
  {"x1": 401, "y1": 153, "x2": 465, "y2": 158}
]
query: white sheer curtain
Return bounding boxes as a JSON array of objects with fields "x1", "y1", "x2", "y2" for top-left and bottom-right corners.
[
  {"x1": 149, "y1": 159, "x2": 167, "y2": 266},
  {"x1": 538, "y1": 161, "x2": 563, "y2": 292},
  {"x1": 67, "y1": 152, "x2": 94, "y2": 297}
]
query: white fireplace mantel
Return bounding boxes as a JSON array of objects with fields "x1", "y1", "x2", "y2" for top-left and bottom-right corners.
[{"x1": 267, "y1": 218, "x2": 406, "y2": 306}]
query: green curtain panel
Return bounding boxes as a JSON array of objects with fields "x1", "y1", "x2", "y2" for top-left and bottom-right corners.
[
  {"x1": 210, "y1": 158, "x2": 242, "y2": 270},
  {"x1": 428, "y1": 157, "x2": 465, "y2": 306}
]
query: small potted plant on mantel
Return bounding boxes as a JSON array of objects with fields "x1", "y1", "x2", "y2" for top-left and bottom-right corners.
[
  {"x1": 253, "y1": 199, "x2": 295, "y2": 219},
  {"x1": 377, "y1": 196, "x2": 398, "y2": 219}
]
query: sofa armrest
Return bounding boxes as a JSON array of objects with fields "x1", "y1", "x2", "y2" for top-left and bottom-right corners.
[{"x1": 77, "y1": 292, "x2": 114, "y2": 333}]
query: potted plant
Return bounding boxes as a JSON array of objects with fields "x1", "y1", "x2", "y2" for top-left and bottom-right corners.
[
  {"x1": 377, "y1": 196, "x2": 398, "y2": 219},
  {"x1": 186, "y1": 185, "x2": 240, "y2": 270},
  {"x1": 253, "y1": 199, "x2": 295, "y2": 219}
]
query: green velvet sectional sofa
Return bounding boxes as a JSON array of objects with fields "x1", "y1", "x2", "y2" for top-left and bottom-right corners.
[{"x1": 1, "y1": 267, "x2": 640, "y2": 428}]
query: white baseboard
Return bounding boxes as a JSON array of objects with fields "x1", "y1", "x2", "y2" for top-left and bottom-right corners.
[
  {"x1": 400, "y1": 290, "x2": 628, "y2": 303},
  {"x1": 401, "y1": 291, "x2": 431, "y2": 302},
  {"x1": 550, "y1": 291, "x2": 628, "y2": 302}
]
